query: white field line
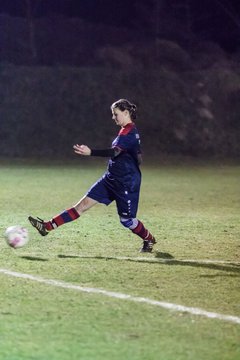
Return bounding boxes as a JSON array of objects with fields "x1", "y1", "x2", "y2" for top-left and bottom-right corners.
[{"x1": 0, "y1": 268, "x2": 240, "y2": 325}]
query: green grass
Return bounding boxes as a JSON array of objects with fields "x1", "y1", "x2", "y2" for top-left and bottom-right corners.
[{"x1": 0, "y1": 159, "x2": 239, "y2": 360}]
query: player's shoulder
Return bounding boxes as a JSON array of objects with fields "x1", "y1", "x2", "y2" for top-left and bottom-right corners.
[{"x1": 119, "y1": 122, "x2": 138, "y2": 136}]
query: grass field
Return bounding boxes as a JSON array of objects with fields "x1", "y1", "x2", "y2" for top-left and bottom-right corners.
[{"x1": 0, "y1": 159, "x2": 239, "y2": 360}]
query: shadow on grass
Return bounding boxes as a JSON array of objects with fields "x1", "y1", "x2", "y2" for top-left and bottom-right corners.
[
  {"x1": 20, "y1": 256, "x2": 48, "y2": 262},
  {"x1": 58, "y1": 253, "x2": 240, "y2": 275},
  {"x1": 57, "y1": 253, "x2": 174, "y2": 262},
  {"x1": 155, "y1": 251, "x2": 175, "y2": 259},
  {"x1": 200, "y1": 273, "x2": 239, "y2": 278},
  {"x1": 161, "y1": 259, "x2": 240, "y2": 275}
]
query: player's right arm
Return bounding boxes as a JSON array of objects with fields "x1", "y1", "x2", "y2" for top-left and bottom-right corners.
[
  {"x1": 73, "y1": 144, "x2": 91, "y2": 156},
  {"x1": 73, "y1": 144, "x2": 122, "y2": 157}
]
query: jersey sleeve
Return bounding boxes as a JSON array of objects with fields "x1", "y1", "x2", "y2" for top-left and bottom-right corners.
[
  {"x1": 113, "y1": 132, "x2": 138, "y2": 152},
  {"x1": 91, "y1": 148, "x2": 122, "y2": 157}
]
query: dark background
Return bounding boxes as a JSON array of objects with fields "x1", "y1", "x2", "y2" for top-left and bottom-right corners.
[
  {"x1": 1, "y1": 0, "x2": 240, "y2": 52},
  {"x1": 0, "y1": 0, "x2": 240, "y2": 158}
]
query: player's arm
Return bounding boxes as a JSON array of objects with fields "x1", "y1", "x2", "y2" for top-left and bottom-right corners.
[
  {"x1": 73, "y1": 144, "x2": 122, "y2": 157},
  {"x1": 91, "y1": 147, "x2": 122, "y2": 157}
]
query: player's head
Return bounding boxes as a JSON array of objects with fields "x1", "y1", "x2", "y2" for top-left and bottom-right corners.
[{"x1": 111, "y1": 99, "x2": 137, "y2": 121}]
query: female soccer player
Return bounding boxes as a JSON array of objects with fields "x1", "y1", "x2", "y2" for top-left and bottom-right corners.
[{"x1": 29, "y1": 99, "x2": 156, "y2": 252}]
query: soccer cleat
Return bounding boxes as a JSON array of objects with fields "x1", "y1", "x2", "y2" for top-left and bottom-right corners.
[
  {"x1": 140, "y1": 238, "x2": 156, "y2": 253},
  {"x1": 28, "y1": 216, "x2": 48, "y2": 236}
]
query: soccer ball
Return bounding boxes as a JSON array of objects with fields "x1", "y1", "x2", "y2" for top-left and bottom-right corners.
[{"x1": 4, "y1": 226, "x2": 29, "y2": 249}]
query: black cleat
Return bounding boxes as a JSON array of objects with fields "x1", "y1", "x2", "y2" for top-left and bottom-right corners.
[
  {"x1": 28, "y1": 216, "x2": 48, "y2": 236},
  {"x1": 140, "y1": 238, "x2": 156, "y2": 253}
]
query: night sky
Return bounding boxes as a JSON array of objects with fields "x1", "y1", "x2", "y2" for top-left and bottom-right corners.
[{"x1": 0, "y1": 0, "x2": 240, "y2": 52}]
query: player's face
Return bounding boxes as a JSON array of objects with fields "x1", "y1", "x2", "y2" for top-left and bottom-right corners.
[{"x1": 112, "y1": 108, "x2": 130, "y2": 127}]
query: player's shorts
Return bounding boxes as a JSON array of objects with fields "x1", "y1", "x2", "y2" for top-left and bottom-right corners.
[{"x1": 86, "y1": 173, "x2": 141, "y2": 218}]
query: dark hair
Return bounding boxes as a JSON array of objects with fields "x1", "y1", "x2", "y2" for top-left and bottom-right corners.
[{"x1": 111, "y1": 99, "x2": 137, "y2": 120}]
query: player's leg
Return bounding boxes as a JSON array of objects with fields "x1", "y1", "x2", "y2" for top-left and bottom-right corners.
[
  {"x1": 115, "y1": 186, "x2": 156, "y2": 252},
  {"x1": 28, "y1": 196, "x2": 97, "y2": 236},
  {"x1": 120, "y1": 217, "x2": 156, "y2": 252},
  {"x1": 45, "y1": 196, "x2": 97, "y2": 230},
  {"x1": 28, "y1": 176, "x2": 113, "y2": 237}
]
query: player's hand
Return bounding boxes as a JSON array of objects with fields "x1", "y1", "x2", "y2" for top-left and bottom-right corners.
[{"x1": 73, "y1": 144, "x2": 91, "y2": 156}]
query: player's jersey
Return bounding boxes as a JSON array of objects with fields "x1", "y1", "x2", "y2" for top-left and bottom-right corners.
[
  {"x1": 87, "y1": 122, "x2": 142, "y2": 215},
  {"x1": 106, "y1": 122, "x2": 142, "y2": 187}
]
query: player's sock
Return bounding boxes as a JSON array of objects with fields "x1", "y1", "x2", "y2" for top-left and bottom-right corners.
[
  {"x1": 131, "y1": 220, "x2": 154, "y2": 241},
  {"x1": 44, "y1": 207, "x2": 80, "y2": 231}
]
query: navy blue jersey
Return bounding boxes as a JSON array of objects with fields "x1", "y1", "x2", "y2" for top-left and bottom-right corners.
[
  {"x1": 107, "y1": 122, "x2": 141, "y2": 184},
  {"x1": 87, "y1": 122, "x2": 142, "y2": 216}
]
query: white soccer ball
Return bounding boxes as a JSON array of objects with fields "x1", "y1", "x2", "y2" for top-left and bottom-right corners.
[{"x1": 4, "y1": 226, "x2": 29, "y2": 249}]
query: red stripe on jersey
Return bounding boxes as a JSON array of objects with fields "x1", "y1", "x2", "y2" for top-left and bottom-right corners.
[{"x1": 118, "y1": 122, "x2": 135, "y2": 136}]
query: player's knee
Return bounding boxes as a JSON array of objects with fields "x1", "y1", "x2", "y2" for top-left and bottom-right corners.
[{"x1": 120, "y1": 217, "x2": 138, "y2": 230}]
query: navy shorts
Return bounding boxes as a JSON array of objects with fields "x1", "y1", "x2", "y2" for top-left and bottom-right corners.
[{"x1": 87, "y1": 174, "x2": 140, "y2": 218}]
